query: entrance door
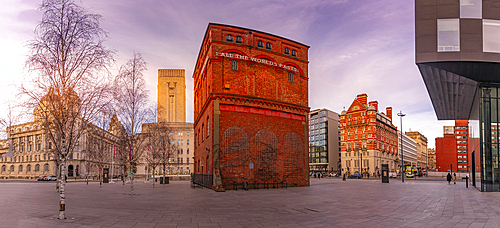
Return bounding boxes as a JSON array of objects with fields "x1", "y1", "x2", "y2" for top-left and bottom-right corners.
[{"x1": 68, "y1": 165, "x2": 74, "y2": 177}]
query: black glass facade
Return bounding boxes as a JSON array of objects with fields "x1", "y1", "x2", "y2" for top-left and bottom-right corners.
[{"x1": 479, "y1": 85, "x2": 500, "y2": 191}]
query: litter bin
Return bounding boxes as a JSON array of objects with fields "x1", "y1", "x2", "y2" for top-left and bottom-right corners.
[
  {"x1": 160, "y1": 177, "x2": 164, "y2": 184},
  {"x1": 164, "y1": 176, "x2": 169, "y2": 184},
  {"x1": 103, "y1": 168, "x2": 109, "y2": 183}
]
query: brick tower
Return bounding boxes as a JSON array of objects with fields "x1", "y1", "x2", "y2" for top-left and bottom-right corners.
[{"x1": 193, "y1": 23, "x2": 310, "y2": 189}]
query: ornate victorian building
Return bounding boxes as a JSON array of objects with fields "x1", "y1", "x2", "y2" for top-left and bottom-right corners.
[{"x1": 340, "y1": 94, "x2": 398, "y2": 176}]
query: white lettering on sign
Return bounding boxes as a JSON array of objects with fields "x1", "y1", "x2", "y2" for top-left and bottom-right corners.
[{"x1": 216, "y1": 52, "x2": 299, "y2": 72}]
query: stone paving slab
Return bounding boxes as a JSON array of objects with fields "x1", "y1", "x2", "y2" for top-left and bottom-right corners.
[{"x1": 0, "y1": 178, "x2": 498, "y2": 227}]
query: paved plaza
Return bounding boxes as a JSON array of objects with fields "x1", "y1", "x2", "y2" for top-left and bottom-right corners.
[{"x1": 0, "y1": 177, "x2": 499, "y2": 228}]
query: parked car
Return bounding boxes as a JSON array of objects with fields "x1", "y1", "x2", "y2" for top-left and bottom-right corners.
[
  {"x1": 389, "y1": 173, "x2": 397, "y2": 178},
  {"x1": 37, "y1": 176, "x2": 47, "y2": 181},
  {"x1": 45, "y1": 175, "x2": 58, "y2": 181},
  {"x1": 348, "y1": 173, "x2": 362, "y2": 179},
  {"x1": 329, "y1": 173, "x2": 338, "y2": 177}
]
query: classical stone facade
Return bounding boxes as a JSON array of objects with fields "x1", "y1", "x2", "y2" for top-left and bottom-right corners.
[
  {"x1": 406, "y1": 131, "x2": 428, "y2": 168},
  {"x1": 340, "y1": 94, "x2": 399, "y2": 176},
  {"x1": 193, "y1": 23, "x2": 310, "y2": 189},
  {"x1": 0, "y1": 90, "x2": 125, "y2": 180}
]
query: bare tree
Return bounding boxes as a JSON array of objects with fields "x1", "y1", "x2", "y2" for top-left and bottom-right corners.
[
  {"x1": 113, "y1": 52, "x2": 153, "y2": 195},
  {"x1": 23, "y1": 0, "x2": 115, "y2": 219},
  {"x1": 143, "y1": 123, "x2": 177, "y2": 187}
]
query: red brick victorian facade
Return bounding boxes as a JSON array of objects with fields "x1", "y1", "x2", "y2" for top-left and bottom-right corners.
[{"x1": 193, "y1": 23, "x2": 310, "y2": 189}]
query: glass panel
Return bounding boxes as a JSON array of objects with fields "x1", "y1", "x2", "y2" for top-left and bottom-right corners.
[
  {"x1": 483, "y1": 20, "x2": 500, "y2": 53},
  {"x1": 438, "y1": 19, "x2": 460, "y2": 52},
  {"x1": 460, "y1": 0, "x2": 482, "y2": 18}
]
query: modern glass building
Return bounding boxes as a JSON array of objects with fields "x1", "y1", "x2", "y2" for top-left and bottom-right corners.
[
  {"x1": 308, "y1": 109, "x2": 341, "y2": 173},
  {"x1": 415, "y1": 0, "x2": 500, "y2": 191}
]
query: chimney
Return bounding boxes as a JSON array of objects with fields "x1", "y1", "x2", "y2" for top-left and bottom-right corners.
[
  {"x1": 356, "y1": 93, "x2": 368, "y2": 106},
  {"x1": 386, "y1": 107, "x2": 393, "y2": 121},
  {"x1": 368, "y1": 101, "x2": 378, "y2": 111}
]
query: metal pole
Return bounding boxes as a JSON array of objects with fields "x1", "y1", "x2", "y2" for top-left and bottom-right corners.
[{"x1": 398, "y1": 111, "x2": 405, "y2": 183}]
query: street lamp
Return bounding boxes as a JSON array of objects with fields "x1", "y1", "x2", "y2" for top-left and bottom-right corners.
[{"x1": 397, "y1": 111, "x2": 406, "y2": 183}]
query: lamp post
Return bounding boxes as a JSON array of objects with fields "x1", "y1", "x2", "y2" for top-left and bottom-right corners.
[{"x1": 397, "y1": 111, "x2": 406, "y2": 183}]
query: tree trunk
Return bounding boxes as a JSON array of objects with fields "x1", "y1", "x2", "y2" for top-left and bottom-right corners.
[
  {"x1": 130, "y1": 161, "x2": 134, "y2": 195},
  {"x1": 59, "y1": 158, "x2": 66, "y2": 220},
  {"x1": 163, "y1": 165, "x2": 166, "y2": 185},
  {"x1": 152, "y1": 170, "x2": 155, "y2": 188}
]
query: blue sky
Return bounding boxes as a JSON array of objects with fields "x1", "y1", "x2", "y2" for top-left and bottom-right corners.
[{"x1": 0, "y1": 0, "x2": 455, "y2": 147}]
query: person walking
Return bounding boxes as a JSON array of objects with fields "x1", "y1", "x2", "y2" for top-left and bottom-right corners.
[
  {"x1": 343, "y1": 173, "x2": 346, "y2": 181},
  {"x1": 447, "y1": 173, "x2": 452, "y2": 185},
  {"x1": 453, "y1": 173, "x2": 457, "y2": 184}
]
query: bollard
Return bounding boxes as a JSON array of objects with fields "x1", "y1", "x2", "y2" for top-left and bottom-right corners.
[{"x1": 466, "y1": 176, "x2": 469, "y2": 188}]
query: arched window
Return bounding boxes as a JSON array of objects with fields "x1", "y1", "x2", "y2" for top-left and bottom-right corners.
[
  {"x1": 266, "y1": 42, "x2": 272, "y2": 49},
  {"x1": 292, "y1": 50, "x2": 297, "y2": 57},
  {"x1": 1, "y1": 165, "x2": 5, "y2": 172},
  {"x1": 258, "y1": 40, "x2": 263, "y2": 48},
  {"x1": 226, "y1": 34, "x2": 233, "y2": 42},
  {"x1": 231, "y1": 59, "x2": 238, "y2": 71},
  {"x1": 236, "y1": 36, "x2": 242, "y2": 43},
  {"x1": 44, "y1": 154, "x2": 46, "y2": 160},
  {"x1": 284, "y1": 47, "x2": 290, "y2": 54},
  {"x1": 288, "y1": 72, "x2": 294, "y2": 82},
  {"x1": 27, "y1": 165, "x2": 31, "y2": 172},
  {"x1": 35, "y1": 164, "x2": 40, "y2": 172},
  {"x1": 44, "y1": 163, "x2": 49, "y2": 172},
  {"x1": 206, "y1": 116, "x2": 210, "y2": 138},
  {"x1": 10, "y1": 165, "x2": 14, "y2": 172},
  {"x1": 19, "y1": 165, "x2": 23, "y2": 173}
]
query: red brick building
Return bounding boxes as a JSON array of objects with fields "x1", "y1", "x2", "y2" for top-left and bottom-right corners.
[
  {"x1": 193, "y1": 23, "x2": 310, "y2": 190},
  {"x1": 436, "y1": 120, "x2": 480, "y2": 173},
  {"x1": 340, "y1": 94, "x2": 399, "y2": 176},
  {"x1": 436, "y1": 120, "x2": 468, "y2": 172}
]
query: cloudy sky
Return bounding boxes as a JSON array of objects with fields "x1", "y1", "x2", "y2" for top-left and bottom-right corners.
[{"x1": 0, "y1": 0, "x2": 455, "y2": 147}]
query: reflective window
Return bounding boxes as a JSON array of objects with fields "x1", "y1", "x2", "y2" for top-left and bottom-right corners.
[
  {"x1": 483, "y1": 20, "x2": 500, "y2": 53},
  {"x1": 266, "y1": 42, "x2": 272, "y2": 49},
  {"x1": 460, "y1": 0, "x2": 482, "y2": 18},
  {"x1": 236, "y1": 36, "x2": 242, "y2": 43},
  {"x1": 226, "y1": 34, "x2": 233, "y2": 42},
  {"x1": 438, "y1": 19, "x2": 460, "y2": 52},
  {"x1": 284, "y1": 47, "x2": 290, "y2": 54},
  {"x1": 291, "y1": 50, "x2": 296, "y2": 57},
  {"x1": 288, "y1": 71, "x2": 294, "y2": 82}
]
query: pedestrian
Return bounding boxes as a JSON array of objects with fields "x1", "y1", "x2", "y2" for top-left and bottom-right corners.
[
  {"x1": 314, "y1": 173, "x2": 317, "y2": 178},
  {"x1": 447, "y1": 173, "x2": 452, "y2": 185},
  {"x1": 453, "y1": 173, "x2": 457, "y2": 185},
  {"x1": 343, "y1": 173, "x2": 346, "y2": 181},
  {"x1": 378, "y1": 171, "x2": 380, "y2": 179}
]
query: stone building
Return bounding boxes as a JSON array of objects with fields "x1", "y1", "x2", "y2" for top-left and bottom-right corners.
[
  {"x1": 340, "y1": 94, "x2": 399, "y2": 176},
  {"x1": 398, "y1": 130, "x2": 418, "y2": 167},
  {"x1": 0, "y1": 89, "x2": 125, "y2": 179},
  {"x1": 406, "y1": 131, "x2": 428, "y2": 169},
  {"x1": 137, "y1": 69, "x2": 194, "y2": 176},
  {"x1": 427, "y1": 148, "x2": 436, "y2": 171},
  {"x1": 193, "y1": 23, "x2": 310, "y2": 189}
]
